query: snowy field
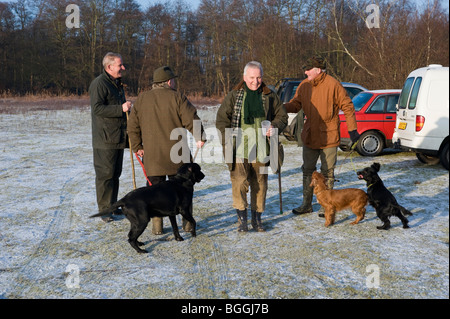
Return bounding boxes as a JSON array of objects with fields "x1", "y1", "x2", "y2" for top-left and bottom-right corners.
[{"x1": 0, "y1": 105, "x2": 448, "y2": 300}]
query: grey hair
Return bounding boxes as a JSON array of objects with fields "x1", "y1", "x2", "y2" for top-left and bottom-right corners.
[
  {"x1": 244, "y1": 61, "x2": 263, "y2": 77},
  {"x1": 102, "y1": 52, "x2": 122, "y2": 69}
]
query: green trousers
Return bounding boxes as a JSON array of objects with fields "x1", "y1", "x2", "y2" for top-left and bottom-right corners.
[
  {"x1": 93, "y1": 148, "x2": 124, "y2": 212},
  {"x1": 302, "y1": 145, "x2": 338, "y2": 179}
]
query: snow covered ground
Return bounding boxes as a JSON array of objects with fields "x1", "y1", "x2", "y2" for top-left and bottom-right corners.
[{"x1": 0, "y1": 106, "x2": 448, "y2": 299}]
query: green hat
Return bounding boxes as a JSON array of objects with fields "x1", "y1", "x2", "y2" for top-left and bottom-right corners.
[
  {"x1": 153, "y1": 66, "x2": 178, "y2": 83},
  {"x1": 303, "y1": 56, "x2": 326, "y2": 71}
]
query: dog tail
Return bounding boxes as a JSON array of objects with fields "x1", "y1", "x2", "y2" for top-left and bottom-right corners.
[
  {"x1": 90, "y1": 200, "x2": 125, "y2": 218},
  {"x1": 399, "y1": 205, "x2": 413, "y2": 216}
]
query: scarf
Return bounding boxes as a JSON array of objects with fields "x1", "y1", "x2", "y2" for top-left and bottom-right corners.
[{"x1": 243, "y1": 83, "x2": 265, "y2": 124}]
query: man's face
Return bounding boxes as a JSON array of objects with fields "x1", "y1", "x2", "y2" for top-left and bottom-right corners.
[
  {"x1": 305, "y1": 67, "x2": 321, "y2": 81},
  {"x1": 243, "y1": 67, "x2": 262, "y2": 91},
  {"x1": 106, "y1": 57, "x2": 125, "y2": 79}
]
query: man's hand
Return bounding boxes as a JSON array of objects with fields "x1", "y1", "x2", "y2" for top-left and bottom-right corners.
[
  {"x1": 196, "y1": 140, "x2": 205, "y2": 149},
  {"x1": 136, "y1": 149, "x2": 144, "y2": 158},
  {"x1": 122, "y1": 101, "x2": 132, "y2": 112}
]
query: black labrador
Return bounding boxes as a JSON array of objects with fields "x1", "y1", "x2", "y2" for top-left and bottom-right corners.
[
  {"x1": 91, "y1": 163, "x2": 205, "y2": 253},
  {"x1": 357, "y1": 162, "x2": 412, "y2": 230}
]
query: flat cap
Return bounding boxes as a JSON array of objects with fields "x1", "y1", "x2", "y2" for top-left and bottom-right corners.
[
  {"x1": 303, "y1": 56, "x2": 326, "y2": 71},
  {"x1": 153, "y1": 66, "x2": 178, "y2": 83}
]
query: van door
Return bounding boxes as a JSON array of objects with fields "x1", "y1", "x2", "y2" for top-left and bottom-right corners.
[{"x1": 397, "y1": 77, "x2": 422, "y2": 141}]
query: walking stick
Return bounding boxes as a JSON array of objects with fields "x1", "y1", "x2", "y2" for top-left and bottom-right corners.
[
  {"x1": 125, "y1": 112, "x2": 137, "y2": 190},
  {"x1": 278, "y1": 168, "x2": 283, "y2": 214},
  {"x1": 268, "y1": 131, "x2": 283, "y2": 215}
]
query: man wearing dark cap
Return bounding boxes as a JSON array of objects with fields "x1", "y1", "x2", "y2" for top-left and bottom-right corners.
[
  {"x1": 127, "y1": 66, "x2": 206, "y2": 234},
  {"x1": 284, "y1": 56, "x2": 360, "y2": 216}
]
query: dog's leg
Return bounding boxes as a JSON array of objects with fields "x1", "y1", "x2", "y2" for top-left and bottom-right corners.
[
  {"x1": 351, "y1": 207, "x2": 366, "y2": 225},
  {"x1": 324, "y1": 208, "x2": 335, "y2": 227},
  {"x1": 128, "y1": 224, "x2": 148, "y2": 253},
  {"x1": 181, "y1": 205, "x2": 197, "y2": 237},
  {"x1": 168, "y1": 216, "x2": 184, "y2": 241},
  {"x1": 394, "y1": 208, "x2": 410, "y2": 229},
  {"x1": 182, "y1": 215, "x2": 197, "y2": 237},
  {"x1": 376, "y1": 213, "x2": 391, "y2": 230}
]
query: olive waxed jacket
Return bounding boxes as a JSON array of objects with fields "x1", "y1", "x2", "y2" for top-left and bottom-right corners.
[
  {"x1": 127, "y1": 84, "x2": 206, "y2": 176},
  {"x1": 89, "y1": 69, "x2": 128, "y2": 149}
]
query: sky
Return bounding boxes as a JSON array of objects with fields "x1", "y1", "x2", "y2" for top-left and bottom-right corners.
[
  {"x1": 137, "y1": 0, "x2": 201, "y2": 10},
  {"x1": 0, "y1": 0, "x2": 448, "y2": 14},
  {"x1": 1, "y1": 0, "x2": 448, "y2": 12},
  {"x1": 134, "y1": 0, "x2": 449, "y2": 12}
]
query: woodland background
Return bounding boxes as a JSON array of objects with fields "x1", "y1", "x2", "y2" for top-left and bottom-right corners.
[{"x1": 0, "y1": 0, "x2": 448, "y2": 97}]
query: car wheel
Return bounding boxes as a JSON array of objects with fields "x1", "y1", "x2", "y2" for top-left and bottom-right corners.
[
  {"x1": 356, "y1": 131, "x2": 384, "y2": 156},
  {"x1": 416, "y1": 152, "x2": 440, "y2": 165},
  {"x1": 439, "y1": 142, "x2": 449, "y2": 170}
]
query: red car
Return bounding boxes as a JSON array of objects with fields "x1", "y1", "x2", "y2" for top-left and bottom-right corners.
[{"x1": 340, "y1": 90, "x2": 401, "y2": 156}]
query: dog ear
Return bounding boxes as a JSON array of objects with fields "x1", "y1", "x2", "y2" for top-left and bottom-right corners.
[{"x1": 372, "y1": 163, "x2": 380, "y2": 172}]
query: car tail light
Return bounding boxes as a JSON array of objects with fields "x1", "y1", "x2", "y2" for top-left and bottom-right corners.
[{"x1": 416, "y1": 115, "x2": 425, "y2": 132}]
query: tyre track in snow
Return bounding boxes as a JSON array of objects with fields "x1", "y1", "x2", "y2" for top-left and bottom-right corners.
[
  {"x1": 188, "y1": 234, "x2": 231, "y2": 298},
  {"x1": 6, "y1": 168, "x2": 90, "y2": 297}
]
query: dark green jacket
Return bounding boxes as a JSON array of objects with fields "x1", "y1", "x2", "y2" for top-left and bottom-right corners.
[{"x1": 89, "y1": 69, "x2": 128, "y2": 149}]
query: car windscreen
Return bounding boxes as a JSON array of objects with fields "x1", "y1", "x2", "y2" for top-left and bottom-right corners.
[{"x1": 352, "y1": 92, "x2": 373, "y2": 111}]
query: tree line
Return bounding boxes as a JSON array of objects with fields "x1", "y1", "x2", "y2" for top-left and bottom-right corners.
[{"x1": 0, "y1": 0, "x2": 448, "y2": 97}]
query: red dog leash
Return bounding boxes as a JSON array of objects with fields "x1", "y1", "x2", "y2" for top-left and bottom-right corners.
[{"x1": 134, "y1": 153, "x2": 152, "y2": 186}]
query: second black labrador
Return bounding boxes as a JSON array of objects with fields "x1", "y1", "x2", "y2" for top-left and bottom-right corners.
[
  {"x1": 91, "y1": 163, "x2": 205, "y2": 253},
  {"x1": 357, "y1": 162, "x2": 412, "y2": 230}
]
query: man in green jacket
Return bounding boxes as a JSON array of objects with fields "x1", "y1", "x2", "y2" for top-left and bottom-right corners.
[
  {"x1": 89, "y1": 52, "x2": 132, "y2": 222},
  {"x1": 216, "y1": 61, "x2": 288, "y2": 232},
  {"x1": 128, "y1": 66, "x2": 206, "y2": 234}
]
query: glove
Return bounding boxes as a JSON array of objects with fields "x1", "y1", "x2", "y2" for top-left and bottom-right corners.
[{"x1": 349, "y1": 130, "x2": 360, "y2": 149}]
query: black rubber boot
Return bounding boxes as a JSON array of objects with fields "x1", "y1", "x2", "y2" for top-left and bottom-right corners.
[
  {"x1": 251, "y1": 210, "x2": 265, "y2": 232},
  {"x1": 292, "y1": 175, "x2": 313, "y2": 215},
  {"x1": 237, "y1": 209, "x2": 248, "y2": 232}
]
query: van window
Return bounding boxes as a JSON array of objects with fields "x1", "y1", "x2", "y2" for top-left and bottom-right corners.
[
  {"x1": 408, "y1": 77, "x2": 422, "y2": 109},
  {"x1": 398, "y1": 77, "x2": 414, "y2": 109}
]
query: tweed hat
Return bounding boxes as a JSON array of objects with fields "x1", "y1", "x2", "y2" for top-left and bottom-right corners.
[
  {"x1": 303, "y1": 56, "x2": 326, "y2": 71},
  {"x1": 153, "y1": 66, "x2": 178, "y2": 83}
]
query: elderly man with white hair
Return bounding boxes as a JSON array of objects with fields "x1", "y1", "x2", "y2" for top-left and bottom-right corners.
[{"x1": 216, "y1": 61, "x2": 288, "y2": 232}]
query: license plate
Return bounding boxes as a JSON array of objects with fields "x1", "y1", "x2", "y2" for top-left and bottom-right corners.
[{"x1": 398, "y1": 122, "x2": 407, "y2": 130}]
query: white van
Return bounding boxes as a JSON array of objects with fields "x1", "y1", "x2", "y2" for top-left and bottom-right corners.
[{"x1": 392, "y1": 64, "x2": 449, "y2": 170}]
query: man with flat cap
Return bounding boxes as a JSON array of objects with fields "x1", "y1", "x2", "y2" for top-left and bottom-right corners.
[
  {"x1": 284, "y1": 56, "x2": 360, "y2": 216},
  {"x1": 127, "y1": 66, "x2": 206, "y2": 234}
]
